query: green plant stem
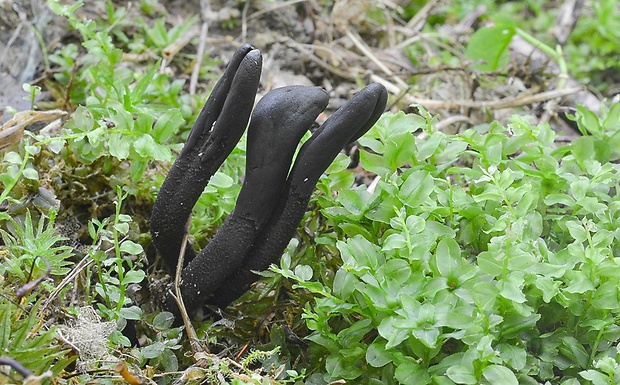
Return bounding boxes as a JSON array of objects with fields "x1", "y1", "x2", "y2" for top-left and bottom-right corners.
[
  {"x1": 395, "y1": 207, "x2": 413, "y2": 256},
  {"x1": 589, "y1": 320, "x2": 607, "y2": 365},
  {"x1": 94, "y1": 251, "x2": 111, "y2": 309},
  {"x1": 515, "y1": 28, "x2": 557, "y2": 61},
  {"x1": 113, "y1": 186, "x2": 128, "y2": 313},
  {"x1": 0, "y1": 151, "x2": 30, "y2": 204},
  {"x1": 515, "y1": 28, "x2": 569, "y2": 89}
]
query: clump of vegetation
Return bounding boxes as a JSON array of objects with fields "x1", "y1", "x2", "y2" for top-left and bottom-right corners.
[
  {"x1": 275, "y1": 104, "x2": 620, "y2": 384},
  {"x1": 1, "y1": 0, "x2": 619, "y2": 384}
]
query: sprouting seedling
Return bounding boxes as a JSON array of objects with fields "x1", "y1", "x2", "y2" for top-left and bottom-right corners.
[
  {"x1": 150, "y1": 44, "x2": 387, "y2": 316},
  {"x1": 15, "y1": 255, "x2": 51, "y2": 299},
  {"x1": 22, "y1": 83, "x2": 42, "y2": 110}
]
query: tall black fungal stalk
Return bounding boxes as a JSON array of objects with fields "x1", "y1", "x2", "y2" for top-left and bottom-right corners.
[
  {"x1": 150, "y1": 44, "x2": 262, "y2": 273},
  {"x1": 208, "y1": 83, "x2": 387, "y2": 309},
  {"x1": 176, "y1": 86, "x2": 330, "y2": 312},
  {"x1": 150, "y1": 44, "x2": 388, "y2": 315}
]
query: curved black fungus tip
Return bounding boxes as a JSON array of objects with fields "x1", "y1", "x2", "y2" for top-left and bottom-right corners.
[
  {"x1": 169, "y1": 86, "x2": 329, "y2": 314},
  {"x1": 183, "y1": 44, "x2": 255, "y2": 154},
  {"x1": 208, "y1": 83, "x2": 388, "y2": 309},
  {"x1": 345, "y1": 83, "x2": 388, "y2": 145},
  {"x1": 150, "y1": 45, "x2": 262, "y2": 274},
  {"x1": 289, "y1": 82, "x2": 388, "y2": 197},
  {"x1": 198, "y1": 49, "x2": 262, "y2": 164}
]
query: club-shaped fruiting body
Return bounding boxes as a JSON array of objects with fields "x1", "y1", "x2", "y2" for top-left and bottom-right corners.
[
  {"x1": 175, "y1": 86, "x2": 329, "y2": 313},
  {"x1": 208, "y1": 83, "x2": 388, "y2": 309},
  {"x1": 150, "y1": 44, "x2": 262, "y2": 274},
  {"x1": 150, "y1": 44, "x2": 388, "y2": 315}
]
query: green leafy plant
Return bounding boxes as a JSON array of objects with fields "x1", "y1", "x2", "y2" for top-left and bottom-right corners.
[
  {"x1": 22, "y1": 83, "x2": 42, "y2": 110},
  {"x1": 566, "y1": 100, "x2": 620, "y2": 164},
  {"x1": 457, "y1": 0, "x2": 619, "y2": 94},
  {"x1": 3, "y1": 1, "x2": 619, "y2": 384},
  {"x1": 89, "y1": 187, "x2": 145, "y2": 325},
  {"x1": 0, "y1": 203, "x2": 75, "y2": 381},
  {"x1": 45, "y1": 0, "x2": 187, "y2": 182},
  {"x1": 1, "y1": 209, "x2": 72, "y2": 282},
  {"x1": 132, "y1": 311, "x2": 183, "y2": 374},
  {"x1": 271, "y1": 102, "x2": 620, "y2": 384},
  {"x1": 140, "y1": 16, "x2": 197, "y2": 54},
  {"x1": 0, "y1": 302, "x2": 75, "y2": 380},
  {"x1": 562, "y1": 0, "x2": 620, "y2": 91},
  {"x1": 0, "y1": 148, "x2": 41, "y2": 207},
  {"x1": 186, "y1": 346, "x2": 295, "y2": 385},
  {"x1": 466, "y1": 18, "x2": 567, "y2": 80}
]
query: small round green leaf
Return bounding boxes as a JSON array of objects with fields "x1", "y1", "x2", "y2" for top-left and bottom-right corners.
[
  {"x1": 482, "y1": 365, "x2": 518, "y2": 385},
  {"x1": 120, "y1": 240, "x2": 144, "y2": 255}
]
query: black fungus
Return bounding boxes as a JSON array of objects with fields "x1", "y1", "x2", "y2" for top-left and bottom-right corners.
[{"x1": 150, "y1": 44, "x2": 388, "y2": 315}]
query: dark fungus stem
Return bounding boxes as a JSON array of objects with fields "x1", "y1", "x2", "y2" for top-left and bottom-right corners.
[
  {"x1": 150, "y1": 43, "x2": 388, "y2": 315},
  {"x1": 150, "y1": 44, "x2": 262, "y2": 273},
  {"x1": 208, "y1": 83, "x2": 388, "y2": 309},
  {"x1": 169, "y1": 86, "x2": 329, "y2": 314}
]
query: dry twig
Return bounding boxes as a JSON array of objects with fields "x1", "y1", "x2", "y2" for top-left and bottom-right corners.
[
  {"x1": 161, "y1": 25, "x2": 199, "y2": 69},
  {"x1": 407, "y1": 86, "x2": 582, "y2": 111},
  {"x1": 172, "y1": 217, "x2": 208, "y2": 356},
  {"x1": 41, "y1": 252, "x2": 94, "y2": 313},
  {"x1": 190, "y1": 0, "x2": 213, "y2": 104},
  {"x1": 344, "y1": 27, "x2": 409, "y2": 90},
  {"x1": 285, "y1": 39, "x2": 359, "y2": 81}
]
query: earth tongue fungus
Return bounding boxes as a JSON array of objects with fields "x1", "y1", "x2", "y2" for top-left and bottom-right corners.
[{"x1": 150, "y1": 44, "x2": 388, "y2": 316}]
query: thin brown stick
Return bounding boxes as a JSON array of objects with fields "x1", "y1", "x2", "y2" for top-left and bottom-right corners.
[
  {"x1": 285, "y1": 39, "x2": 359, "y2": 81},
  {"x1": 369, "y1": 73, "x2": 402, "y2": 95},
  {"x1": 63, "y1": 60, "x2": 79, "y2": 110},
  {"x1": 41, "y1": 253, "x2": 94, "y2": 313},
  {"x1": 381, "y1": 4, "x2": 396, "y2": 48},
  {"x1": 393, "y1": 33, "x2": 423, "y2": 50},
  {"x1": 189, "y1": 23, "x2": 209, "y2": 103},
  {"x1": 172, "y1": 216, "x2": 208, "y2": 355},
  {"x1": 162, "y1": 25, "x2": 199, "y2": 64},
  {"x1": 344, "y1": 27, "x2": 409, "y2": 90},
  {"x1": 405, "y1": 0, "x2": 443, "y2": 31},
  {"x1": 435, "y1": 115, "x2": 475, "y2": 131},
  {"x1": 406, "y1": 86, "x2": 582, "y2": 110},
  {"x1": 240, "y1": 0, "x2": 250, "y2": 43},
  {"x1": 190, "y1": 0, "x2": 212, "y2": 106}
]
